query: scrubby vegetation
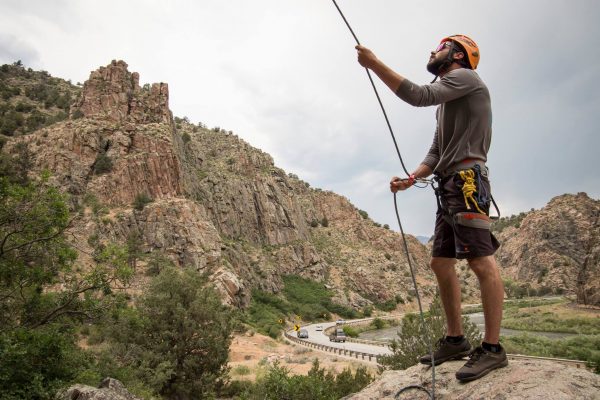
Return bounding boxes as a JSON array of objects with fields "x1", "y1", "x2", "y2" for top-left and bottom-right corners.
[
  {"x1": 246, "y1": 275, "x2": 359, "y2": 339},
  {"x1": 503, "y1": 334, "x2": 600, "y2": 373},
  {"x1": 378, "y1": 295, "x2": 481, "y2": 371},
  {"x1": 503, "y1": 307, "x2": 600, "y2": 335},
  {"x1": 221, "y1": 359, "x2": 373, "y2": 399},
  {"x1": 0, "y1": 61, "x2": 79, "y2": 137},
  {"x1": 491, "y1": 209, "x2": 534, "y2": 233}
]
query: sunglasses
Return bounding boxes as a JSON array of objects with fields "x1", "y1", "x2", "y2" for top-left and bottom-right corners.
[{"x1": 435, "y1": 41, "x2": 452, "y2": 53}]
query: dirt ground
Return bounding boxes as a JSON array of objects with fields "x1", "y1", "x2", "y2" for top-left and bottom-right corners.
[{"x1": 227, "y1": 332, "x2": 379, "y2": 382}]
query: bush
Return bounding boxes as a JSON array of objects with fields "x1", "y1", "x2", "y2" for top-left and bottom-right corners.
[
  {"x1": 237, "y1": 359, "x2": 373, "y2": 399},
  {"x1": 104, "y1": 268, "x2": 235, "y2": 398},
  {"x1": 375, "y1": 299, "x2": 397, "y2": 312},
  {"x1": 358, "y1": 209, "x2": 368, "y2": 219},
  {"x1": 181, "y1": 132, "x2": 191, "y2": 144},
  {"x1": 132, "y1": 193, "x2": 153, "y2": 211},
  {"x1": 371, "y1": 318, "x2": 385, "y2": 330},
  {"x1": 379, "y1": 294, "x2": 481, "y2": 370},
  {"x1": 0, "y1": 326, "x2": 93, "y2": 399},
  {"x1": 93, "y1": 153, "x2": 113, "y2": 174}
]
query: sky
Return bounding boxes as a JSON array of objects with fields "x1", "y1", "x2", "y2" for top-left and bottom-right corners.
[{"x1": 1, "y1": 0, "x2": 598, "y2": 237}]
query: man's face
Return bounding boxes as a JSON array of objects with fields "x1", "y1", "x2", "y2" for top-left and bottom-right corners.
[{"x1": 427, "y1": 41, "x2": 452, "y2": 76}]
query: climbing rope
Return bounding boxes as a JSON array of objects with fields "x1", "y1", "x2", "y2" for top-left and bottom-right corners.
[{"x1": 331, "y1": 1, "x2": 436, "y2": 398}]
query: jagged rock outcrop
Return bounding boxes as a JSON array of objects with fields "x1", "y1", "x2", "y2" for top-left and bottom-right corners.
[
  {"x1": 72, "y1": 60, "x2": 172, "y2": 124},
  {"x1": 343, "y1": 360, "x2": 600, "y2": 399},
  {"x1": 495, "y1": 193, "x2": 600, "y2": 305},
  {"x1": 58, "y1": 378, "x2": 140, "y2": 400}
]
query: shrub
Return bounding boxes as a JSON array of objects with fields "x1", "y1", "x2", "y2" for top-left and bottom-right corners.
[
  {"x1": 375, "y1": 299, "x2": 397, "y2": 312},
  {"x1": 104, "y1": 267, "x2": 235, "y2": 399},
  {"x1": 343, "y1": 326, "x2": 359, "y2": 338},
  {"x1": 321, "y1": 217, "x2": 329, "y2": 227},
  {"x1": 93, "y1": 153, "x2": 113, "y2": 174},
  {"x1": 181, "y1": 132, "x2": 191, "y2": 144},
  {"x1": 371, "y1": 318, "x2": 385, "y2": 330},
  {"x1": 237, "y1": 359, "x2": 373, "y2": 399},
  {"x1": 132, "y1": 193, "x2": 153, "y2": 211},
  {"x1": 0, "y1": 326, "x2": 93, "y2": 399},
  {"x1": 379, "y1": 294, "x2": 481, "y2": 370},
  {"x1": 358, "y1": 209, "x2": 368, "y2": 219}
]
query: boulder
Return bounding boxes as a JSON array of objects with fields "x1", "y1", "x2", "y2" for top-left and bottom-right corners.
[{"x1": 343, "y1": 359, "x2": 600, "y2": 400}]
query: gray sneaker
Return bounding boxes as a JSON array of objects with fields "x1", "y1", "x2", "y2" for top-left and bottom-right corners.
[
  {"x1": 419, "y1": 337, "x2": 472, "y2": 366},
  {"x1": 455, "y1": 345, "x2": 508, "y2": 382}
]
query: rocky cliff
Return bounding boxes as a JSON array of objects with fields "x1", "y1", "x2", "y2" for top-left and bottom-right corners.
[
  {"x1": 343, "y1": 359, "x2": 600, "y2": 399},
  {"x1": 495, "y1": 193, "x2": 600, "y2": 305},
  {"x1": 3, "y1": 60, "x2": 435, "y2": 309}
]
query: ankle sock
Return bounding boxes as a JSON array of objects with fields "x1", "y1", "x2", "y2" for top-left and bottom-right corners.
[
  {"x1": 482, "y1": 341, "x2": 502, "y2": 353},
  {"x1": 446, "y1": 335, "x2": 464, "y2": 344}
]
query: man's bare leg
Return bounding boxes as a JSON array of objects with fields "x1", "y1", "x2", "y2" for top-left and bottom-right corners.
[
  {"x1": 467, "y1": 255, "x2": 504, "y2": 343},
  {"x1": 430, "y1": 256, "x2": 462, "y2": 336}
]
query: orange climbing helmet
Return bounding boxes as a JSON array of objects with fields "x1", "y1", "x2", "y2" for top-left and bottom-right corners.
[{"x1": 439, "y1": 34, "x2": 480, "y2": 70}]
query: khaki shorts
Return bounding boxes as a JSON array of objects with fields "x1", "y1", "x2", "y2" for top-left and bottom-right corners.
[{"x1": 431, "y1": 172, "x2": 500, "y2": 259}]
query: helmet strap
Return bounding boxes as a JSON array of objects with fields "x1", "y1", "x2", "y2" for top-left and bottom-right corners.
[{"x1": 430, "y1": 41, "x2": 458, "y2": 84}]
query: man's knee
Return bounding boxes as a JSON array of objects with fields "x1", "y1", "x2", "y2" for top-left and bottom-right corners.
[
  {"x1": 430, "y1": 257, "x2": 456, "y2": 276},
  {"x1": 467, "y1": 255, "x2": 499, "y2": 278}
]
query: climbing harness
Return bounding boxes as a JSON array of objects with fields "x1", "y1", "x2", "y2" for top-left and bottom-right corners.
[
  {"x1": 433, "y1": 165, "x2": 501, "y2": 230},
  {"x1": 331, "y1": 1, "x2": 435, "y2": 398}
]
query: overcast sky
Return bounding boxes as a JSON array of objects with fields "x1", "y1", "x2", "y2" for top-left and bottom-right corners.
[{"x1": 1, "y1": 0, "x2": 598, "y2": 236}]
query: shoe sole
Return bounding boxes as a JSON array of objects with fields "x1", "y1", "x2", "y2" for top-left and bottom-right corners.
[
  {"x1": 420, "y1": 349, "x2": 473, "y2": 366},
  {"x1": 456, "y1": 358, "x2": 509, "y2": 382}
]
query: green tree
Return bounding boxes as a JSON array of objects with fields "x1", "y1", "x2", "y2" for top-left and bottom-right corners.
[
  {"x1": 0, "y1": 161, "x2": 133, "y2": 398},
  {"x1": 106, "y1": 267, "x2": 236, "y2": 398},
  {"x1": 379, "y1": 294, "x2": 481, "y2": 370}
]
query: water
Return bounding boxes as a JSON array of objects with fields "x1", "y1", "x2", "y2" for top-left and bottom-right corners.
[{"x1": 359, "y1": 312, "x2": 578, "y2": 342}]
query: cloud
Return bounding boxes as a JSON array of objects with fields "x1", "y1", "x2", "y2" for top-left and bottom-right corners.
[{"x1": 0, "y1": 34, "x2": 40, "y2": 66}]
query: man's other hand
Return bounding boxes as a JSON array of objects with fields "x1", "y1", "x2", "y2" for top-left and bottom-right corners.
[{"x1": 390, "y1": 176, "x2": 414, "y2": 193}]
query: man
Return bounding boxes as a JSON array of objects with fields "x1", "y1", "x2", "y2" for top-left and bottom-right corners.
[{"x1": 356, "y1": 35, "x2": 507, "y2": 382}]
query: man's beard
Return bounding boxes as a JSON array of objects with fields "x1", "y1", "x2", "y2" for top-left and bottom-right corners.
[{"x1": 427, "y1": 57, "x2": 449, "y2": 76}]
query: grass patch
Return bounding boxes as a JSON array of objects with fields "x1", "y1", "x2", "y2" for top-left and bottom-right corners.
[
  {"x1": 502, "y1": 333, "x2": 600, "y2": 372},
  {"x1": 232, "y1": 365, "x2": 251, "y2": 376},
  {"x1": 502, "y1": 304, "x2": 600, "y2": 335}
]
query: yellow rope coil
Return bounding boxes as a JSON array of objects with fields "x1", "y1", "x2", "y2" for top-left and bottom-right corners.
[{"x1": 459, "y1": 169, "x2": 486, "y2": 214}]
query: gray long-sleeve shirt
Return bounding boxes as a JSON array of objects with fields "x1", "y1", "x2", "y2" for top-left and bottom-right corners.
[{"x1": 395, "y1": 68, "x2": 492, "y2": 177}]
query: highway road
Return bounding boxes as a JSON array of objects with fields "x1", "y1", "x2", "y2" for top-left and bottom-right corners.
[{"x1": 288, "y1": 320, "x2": 394, "y2": 359}]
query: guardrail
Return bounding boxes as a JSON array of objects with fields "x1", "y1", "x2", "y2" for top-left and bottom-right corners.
[{"x1": 283, "y1": 331, "x2": 381, "y2": 363}]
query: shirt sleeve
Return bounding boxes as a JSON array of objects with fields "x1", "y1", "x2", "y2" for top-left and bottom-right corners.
[{"x1": 395, "y1": 69, "x2": 476, "y2": 107}]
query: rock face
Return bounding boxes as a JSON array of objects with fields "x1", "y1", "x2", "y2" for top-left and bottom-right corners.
[
  {"x1": 58, "y1": 378, "x2": 141, "y2": 400},
  {"x1": 343, "y1": 360, "x2": 600, "y2": 400},
  {"x1": 495, "y1": 193, "x2": 600, "y2": 305},
  {"x1": 4, "y1": 60, "x2": 436, "y2": 308},
  {"x1": 73, "y1": 60, "x2": 172, "y2": 124}
]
